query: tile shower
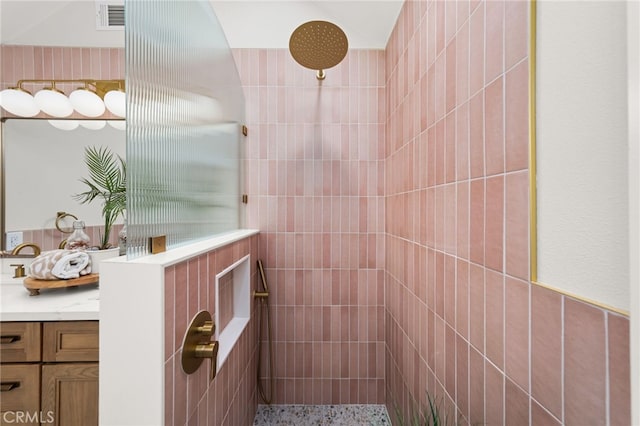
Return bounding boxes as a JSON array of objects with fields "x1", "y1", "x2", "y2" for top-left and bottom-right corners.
[
  {"x1": 234, "y1": 0, "x2": 631, "y2": 425},
  {"x1": 2, "y1": 0, "x2": 630, "y2": 424},
  {"x1": 235, "y1": 46, "x2": 387, "y2": 404}
]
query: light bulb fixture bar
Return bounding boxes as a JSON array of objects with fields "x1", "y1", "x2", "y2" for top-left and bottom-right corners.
[{"x1": 0, "y1": 79, "x2": 125, "y2": 119}]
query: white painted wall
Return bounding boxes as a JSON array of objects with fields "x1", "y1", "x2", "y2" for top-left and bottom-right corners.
[
  {"x1": 209, "y1": 0, "x2": 403, "y2": 49},
  {"x1": 0, "y1": 0, "x2": 123, "y2": 47},
  {"x1": 1, "y1": 1, "x2": 402, "y2": 49},
  {"x1": 536, "y1": 0, "x2": 629, "y2": 311}
]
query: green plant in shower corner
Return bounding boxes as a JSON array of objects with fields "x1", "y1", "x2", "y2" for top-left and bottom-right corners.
[
  {"x1": 394, "y1": 392, "x2": 460, "y2": 426},
  {"x1": 74, "y1": 146, "x2": 126, "y2": 250}
]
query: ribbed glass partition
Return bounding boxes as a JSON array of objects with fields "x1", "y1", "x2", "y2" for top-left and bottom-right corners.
[{"x1": 125, "y1": 0, "x2": 244, "y2": 258}]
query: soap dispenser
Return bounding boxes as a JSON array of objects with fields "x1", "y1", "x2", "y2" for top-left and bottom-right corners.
[{"x1": 66, "y1": 220, "x2": 91, "y2": 250}]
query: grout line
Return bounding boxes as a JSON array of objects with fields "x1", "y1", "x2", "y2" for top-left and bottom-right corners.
[
  {"x1": 561, "y1": 295, "x2": 565, "y2": 423},
  {"x1": 605, "y1": 312, "x2": 610, "y2": 426},
  {"x1": 528, "y1": 271, "x2": 533, "y2": 425}
]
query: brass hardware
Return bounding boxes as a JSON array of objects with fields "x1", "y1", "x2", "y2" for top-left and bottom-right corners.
[
  {"x1": 55, "y1": 211, "x2": 78, "y2": 233},
  {"x1": 10, "y1": 243, "x2": 41, "y2": 257},
  {"x1": 7, "y1": 79, "x2": 124, "y2": 99},
  {"x1": 242, "y1": 194, "x2": 248, "y2": 204},
  {"x1": 255, "y1": 259, "x2": 274, "y2": 403},
  {"x1": 149, "y1": 235, "x2": 166, "y2": 254},
  {"x1": 242, "y1": 125, "x2": 248, "y2": 136},
  {"x1": 257, "y1": 259, "x2": 269, "y2": 293},
  {"x1": 181, "y1": 310, "x2": 219, "y2": 381},
  {"x1": 10, "y1": 264, "x2": 25, "y2": 278},
  {"x1": 195, "y1": 342, "x2": 219, "y2": 381},
  {"x1": 59, "y1": 239, "x2": 67, "y2": 249},
  {"x1": 1, "y1": 382, "x2": 21, "y2": 392},
  {"x1": 195, "y1": 321, "x2": 214, "y2": 337},
  {"x1": 0, "y1": 335, "x2": 20, "y2": 344},
  {"x1": 289, "y1": 20, "x2": 348, "y2": 80}
]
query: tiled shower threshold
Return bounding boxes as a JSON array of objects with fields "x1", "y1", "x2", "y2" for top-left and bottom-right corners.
[{"x1": 253, "y1": 404, "x2": 391, "y2": 425}]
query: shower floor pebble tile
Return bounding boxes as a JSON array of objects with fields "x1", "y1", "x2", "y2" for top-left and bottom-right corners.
[{"x1": 253, "y1": 404, "x2": 391, "y2": 425}]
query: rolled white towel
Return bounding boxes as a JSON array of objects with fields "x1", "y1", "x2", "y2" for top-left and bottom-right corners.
[
  {"x1": 51, "y1": 250, "x2": 91, "y2": 279},
  {"x1": 29, "y1": 249, "x2": 91, "y2": 280}
]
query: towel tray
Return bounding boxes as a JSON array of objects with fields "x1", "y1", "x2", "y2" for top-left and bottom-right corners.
[{"x1": 23, "y1": 274, "x2": 99, "y2": 296}]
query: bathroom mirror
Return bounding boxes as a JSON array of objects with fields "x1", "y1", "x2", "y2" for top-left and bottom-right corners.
[
  {"x1": 0, "y1": 0, "x2": 125, "y2": 253},
  {"x1": 1, "y1": 119, "x2": 125, "y2": 252}
]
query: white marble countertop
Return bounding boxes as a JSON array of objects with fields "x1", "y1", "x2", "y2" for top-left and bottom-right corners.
[{"x1": 0, "y1": 278, "x2": 99, "y2": 322}]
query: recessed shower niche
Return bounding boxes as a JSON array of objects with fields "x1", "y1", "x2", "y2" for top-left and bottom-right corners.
[{"x1": 214, "y1": 254, "x2": 250, "y2": 372}]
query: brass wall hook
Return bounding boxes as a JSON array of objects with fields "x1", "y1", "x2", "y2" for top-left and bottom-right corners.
[{"x1": 181, "y1": 310, "x2": 219, "y2": 381}]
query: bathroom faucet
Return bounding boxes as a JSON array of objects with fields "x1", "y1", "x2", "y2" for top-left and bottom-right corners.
[{"x1": 10, "y1": 243, "x2": 41, "y2": 257}]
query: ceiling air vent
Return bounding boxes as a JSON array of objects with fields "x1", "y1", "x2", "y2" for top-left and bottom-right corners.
[{"x1": 96, "y1": 1, "x2": 124, "y2": 30}]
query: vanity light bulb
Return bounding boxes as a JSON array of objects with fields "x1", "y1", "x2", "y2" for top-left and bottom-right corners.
[
  {"x1": 79, "y1": 120, "x2": 106, "y2": 130},
  {"x1": 107, "y1": 120, "x2": 126, "y2": 131},
  {"x1": 69, "y1": 89, "x2": 105, "y2": 117},
  {"x1": 48, "y1": 120, "x2": 79, "y2": 131},
  {"x1": 0, "y1": 88, "x2": 40, "y2": 117},
  {"x1": 104, "y1": 90, "x2": 125, "y2": 117},
  {"x1": 34, "y1": 88, "x2": 74, "y2": 117}
]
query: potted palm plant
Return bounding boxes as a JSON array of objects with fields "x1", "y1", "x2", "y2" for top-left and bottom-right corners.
[{"x1": 74, "y1": 146, "x2": 126, "y2": 268}]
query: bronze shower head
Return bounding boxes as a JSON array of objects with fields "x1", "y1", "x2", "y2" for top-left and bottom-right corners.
[{"x1": 289, "y1": 20, "x2": 348, "y2": 80}]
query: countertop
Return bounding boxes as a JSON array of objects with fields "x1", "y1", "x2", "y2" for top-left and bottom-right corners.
[{"x1": 0, "y1": 278, "x2": 99, "y2": 322}]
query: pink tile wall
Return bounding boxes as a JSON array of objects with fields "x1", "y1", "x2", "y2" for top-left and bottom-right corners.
[
  {"x1": 234, "y1": 48, "x2": 387, "y2": 404},
  {"x1": 384, "y1": 1, "x2": 630, "y2": 426},
  {"x1": 17, "y1": 224, "x2": 122, "y2": 252},
  {"x1": 0, "y1": 45, "x2": 124, "y2": 119},
  {"x1": 164, "y1": 235, "x2": 259, "y2": 426}
]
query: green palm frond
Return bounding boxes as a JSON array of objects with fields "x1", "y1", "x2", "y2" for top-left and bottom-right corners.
[{"x1": 74, "y1": 146, "x2": 126, "y2": 249}]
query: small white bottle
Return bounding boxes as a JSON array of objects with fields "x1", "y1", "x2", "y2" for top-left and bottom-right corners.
[{"x1": 66, "y1": 220, "x2": 91, "y2": 250}]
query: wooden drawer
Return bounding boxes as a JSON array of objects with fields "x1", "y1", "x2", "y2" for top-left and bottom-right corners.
[
  {"x1": 0, "y1": 364, "x2": 40, "y2": 426},
  {"x1": 43, "y1": 321, "x2": 99, "y2": 362},
  {"x1": 0, "y1": 322, "x2": 41, "y2": 362}
]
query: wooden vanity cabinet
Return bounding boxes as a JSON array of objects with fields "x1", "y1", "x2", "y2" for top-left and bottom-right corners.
[{"x1": 0, "y1": 321, "x2": 98, "y2": 426}]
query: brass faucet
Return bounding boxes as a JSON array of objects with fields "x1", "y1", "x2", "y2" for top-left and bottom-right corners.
[{"x1": 10, "y1": 243, "x2": 41, "y2": 257}]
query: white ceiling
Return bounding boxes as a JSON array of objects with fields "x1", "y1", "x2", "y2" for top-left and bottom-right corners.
[{"x1": 0, "y1": 0, "x2": 403, "y2": 49}]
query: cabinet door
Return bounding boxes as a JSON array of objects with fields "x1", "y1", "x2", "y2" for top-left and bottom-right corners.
[
  {"x1": 0, "y1": 364, "x2": 40, "y2": 426},
  {"x1": 41, "y1": 363, "x2": 98, "y2": 426},
  {"x1": 42, "y1": 322, "x2": 98, "y2": 362}
]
